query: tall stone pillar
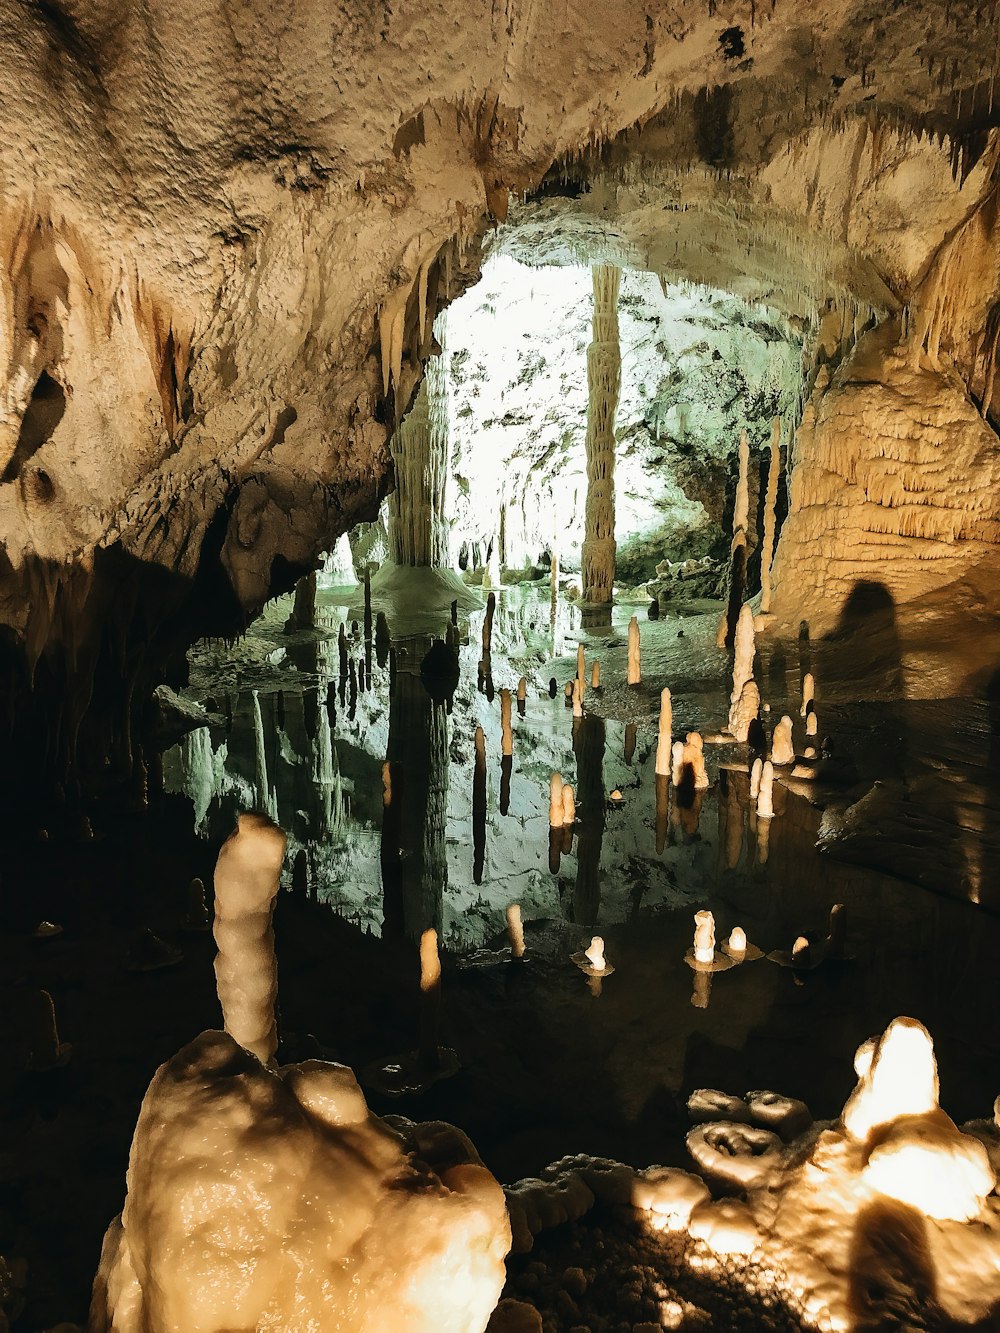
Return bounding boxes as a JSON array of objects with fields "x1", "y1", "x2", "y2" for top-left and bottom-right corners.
[
  {"x1": 388, "y1": 326, "x2": 450, "y2": 568},
  {"x1": 582, "y1": 265, "x2": 621, "y2": 604}
]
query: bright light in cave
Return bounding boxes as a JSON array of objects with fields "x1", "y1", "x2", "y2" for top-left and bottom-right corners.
[{"x1": 438, "y1": 253, "x2": 803, "y2": 583}]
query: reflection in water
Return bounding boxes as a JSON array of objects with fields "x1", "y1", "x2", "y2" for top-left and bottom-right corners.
[
  {"x1": 384, "y1": 658, "x2": 450, "y2": 937},
  {"x1": 573, "y1": 713, "x2": 606, "y2": 928},
  {"x1": 167, "y1": 582, "x2": 1000, "y2": 987}
]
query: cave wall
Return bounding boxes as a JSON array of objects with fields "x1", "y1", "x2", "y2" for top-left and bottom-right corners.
[
  {"x1": 1, "y1": 0, "x2": 1000, "y2": 792},
  {"x1": 769, "y1": 319, "x2": 1000, "y2": 638}
]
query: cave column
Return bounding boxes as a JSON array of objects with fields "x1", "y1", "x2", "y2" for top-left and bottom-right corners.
[
  {"x1": 388, "y1": 320, "x2": 451, "y2": 569},
  {"x1": 582, "y1": 265, "x2": 621, "y2": 604}
]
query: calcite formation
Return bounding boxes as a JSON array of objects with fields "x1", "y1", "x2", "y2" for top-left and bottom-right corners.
[
  {"x1": 89, "y1": 1032, "x2": 510, "y2": 1333},
  {"x1": 581, "y1": 265, "x2": 621, "y2": 603}
]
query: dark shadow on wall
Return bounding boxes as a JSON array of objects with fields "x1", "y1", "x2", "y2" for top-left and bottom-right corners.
[
  {"x1": 847, "y1": 1197, "x2": 949, "y2": 1330},
  {"x1": 823, "y1": 579, "x2": 905, "y2": 700}
]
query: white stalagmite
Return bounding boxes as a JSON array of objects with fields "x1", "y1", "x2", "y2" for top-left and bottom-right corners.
[
  {"x1": 500, "y1": 688, "x2": 512, "y2": 756},
  {"x1": 655, "y1": 687, "x2": 672, "y2": 776},
  {"x1": 750, "y1": 756, "x2": 763, "y2": 800},
  {"x1": 506, "y1": 904, "x2": 525, "y2": 959},
  {"x1": 387, "y1": 328, "x2": 450, "y2": 568},
  {"x1": 548, "y1": 773, "x2": 564, "y2": 827},
  {"x1": 800, "y1": 672, "x2": 815, "y2": 718},
  {"x1": 572, "y1": 676, "x2": 583, "y2": 718},
  {"x1": 771, "y1": 715, "x2": 795, "y2": 765},
  {"x1": 728, "y1": 679, "x2": 760, "y2": 742},
  {"x1": 806, "y1": 710, "x2": 818, "y2": 737},
  {"x1": 582, "y1": 264, "x2": 621, "y2": 604},
  {"x1": 731, "y1": 604, "x2": 756, "y2": 704},
  {"x1": 627, "y1": 615, "x2": 641, "y2": 684},
  {"x1": 89, "y1": 1031, "x2": 511, "y2": 1333},
  {"x1": 683, "y1": 733, "x2": 710, "y2": 789},
  {"x1": 577, "y1": 643, "x2": 586, "y2": 686},
  {"x1": 670, "y1": 740, "x2": 685, "y2": 786},
  {"x1": 517, "y1": 676, "x2": 527, "y2": 702},
  {"x1": 693, "y1": 910, "x2": 716, "y2": 965},
  {"x1": 733, "y1": 429, "x2": 751, "y2": 537},
  {"x1": 757, "y1": 761, "x2": 775, "y2": 818},
  {"x1": 759, "y1": 418, "x2": 782, "y2": 613},
  {"x1": 562, "y1": 784, "x2": 576, "y2": 825},
  {"x1": 212, "y1": 812, "x2": 287, "y2": 1066}
]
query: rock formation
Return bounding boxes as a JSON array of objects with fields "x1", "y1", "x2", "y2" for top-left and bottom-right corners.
[{"x1": 581, "y1": 265, "x2": 621, "y2": 603}]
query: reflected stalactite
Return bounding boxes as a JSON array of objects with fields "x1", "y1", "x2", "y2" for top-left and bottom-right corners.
[
  {"x1": 719, "y1": 767, "x2": 746, "y2": 870},
  {"x1": 473, "y1": 724, "x2": 487, "y2": 885},
  {"x1": 348, "y1": 658, "x2": 358, "y2": 720},
  {"x1": 499, "y1": 755, "x2": 512, "y2": 817},
  {"x1": 573, "y1": 713, "x2": 606, "y2": 930},
  {"x1": 381, "y1": 663, "x2": 449, "y2": 939},
  {"x1": 655, "y1": 773, "x2": 669, "y2": 855},
  {"x1": 624, "y1": 722, "x2": 636, "y2": 766},
  {"x1": 548, "y1": 826, "x2": 562, "y2": 874}
]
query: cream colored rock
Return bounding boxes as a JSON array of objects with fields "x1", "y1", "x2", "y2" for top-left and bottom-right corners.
[
  {"x1": 771, "y1": 324, "x2": 1000, "y2": 634},
  {"x1": 654, "y1": 687, "x2": 672, "y2": 776},
  {"x1": 213, "y1": 812, "x2": 286, "y2": 1066},
  {"x1": 770, "y1": 715, "x2": 795, "y2": 765},
  {"x1": 731, "y1": 604, "x2": 756, "y2": 705},
  {"x1": 728, "y1": 679, "x2": 760, "y2": 743},
  {"x1": 89, "y1": 1032, "x2": 510, "y2": 1333}
]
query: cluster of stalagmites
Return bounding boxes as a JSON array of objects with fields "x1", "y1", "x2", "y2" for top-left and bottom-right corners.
[
  {"x1": 504, "y1": 1017, "x2": 1000, "y2": 1332},
  {"x1": 89, "y1": 808, "x2": 1000, "y2": 1332}
]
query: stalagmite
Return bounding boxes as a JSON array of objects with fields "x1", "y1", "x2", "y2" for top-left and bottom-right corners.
[
  {"x1": 548, "y1": 773, "x2": 564, "y2": 827},
  {"x1": 627, "y1": 615, "x2": 641, "y2": 684},
  {"x1": 517, "y1": 676, "x2": 527, "y2": 703},
  {"x1": 506, "y1": 904, "x2": 525, "y2": 960},
  {"x1": 757, "y1": 761, "x2": 775, "y2": 819},
  {"x1": 731, "y1": 604, "x2": 756, "y2": 704},
  {"x1": 418, "y1": 927, "x2": 442, "y2": 1070},
  {"x1": 771, "y1": 715, "x2": 795, "y2": 765},
  {"x1": 728, "y1": 679, "x2": 760, "y2": 742},
  {"x1": 582, "y1": 265, "x2": 621, "y2": 604},
  {"x1": 759, "y1": 418, "x2": 782, "y2": 613},
  {"x1": 572, "y1": 676, "x2": 583, "y2": 719},
  {"x1": 562, "y1": 784, "x2": 576, "y2": 825},
  {"x1": 693, "y1": 910, "x2": 716, "y2": 965},
  {"x1": 577, "y1": 643, "x2": 586, "y2": 686},
  {"x1": 655, "y1": 688, "x2": 672, "y2": 776},
  {"x1": 733, "y1": 429, "x2": 751, "y2": 537},
  {"x1": 386, "y1": 334, "x2": 451, "y2": 569},
  {"x1": 673, "y1": 732, "x2": 709, "y2": 789},
  {"x1": 800, "y1": 672, "x2": 815, "y2": 718},
  {"x1": 213, "y1": 812, "x2": 287, "y2": 1066},
  {"x1": 806, "y1": 709, "x2": 818, "y2": 737},
  {"x1": 750, "y1": 756, "x2": 763, "y2": 800},
  {"x1": 500, "y1": 688, "x2": 513, "y2": 756},
  {"x1": 590, "y1": 661, "x2": 600, "y2": 689}
]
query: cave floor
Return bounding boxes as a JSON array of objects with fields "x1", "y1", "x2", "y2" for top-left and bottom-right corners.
[{"x1": 1, "y1": 579, "x2": 999, "y2": 1327}]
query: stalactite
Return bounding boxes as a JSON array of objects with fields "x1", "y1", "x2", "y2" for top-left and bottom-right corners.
[{"x1": 582, "y1": 265, "x2": 621, "y2": 604}]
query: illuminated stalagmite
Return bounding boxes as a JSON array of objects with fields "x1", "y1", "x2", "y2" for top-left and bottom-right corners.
[
  {"x1": 89, "y1": 1033, "x2": 510, "y2": 1333},
  {"x1": 581, "y1": 265, "x2": 621, "y2": 604},
  {"x1": 212, "y1": 812, "x2": 286, "y2": 1066}
]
